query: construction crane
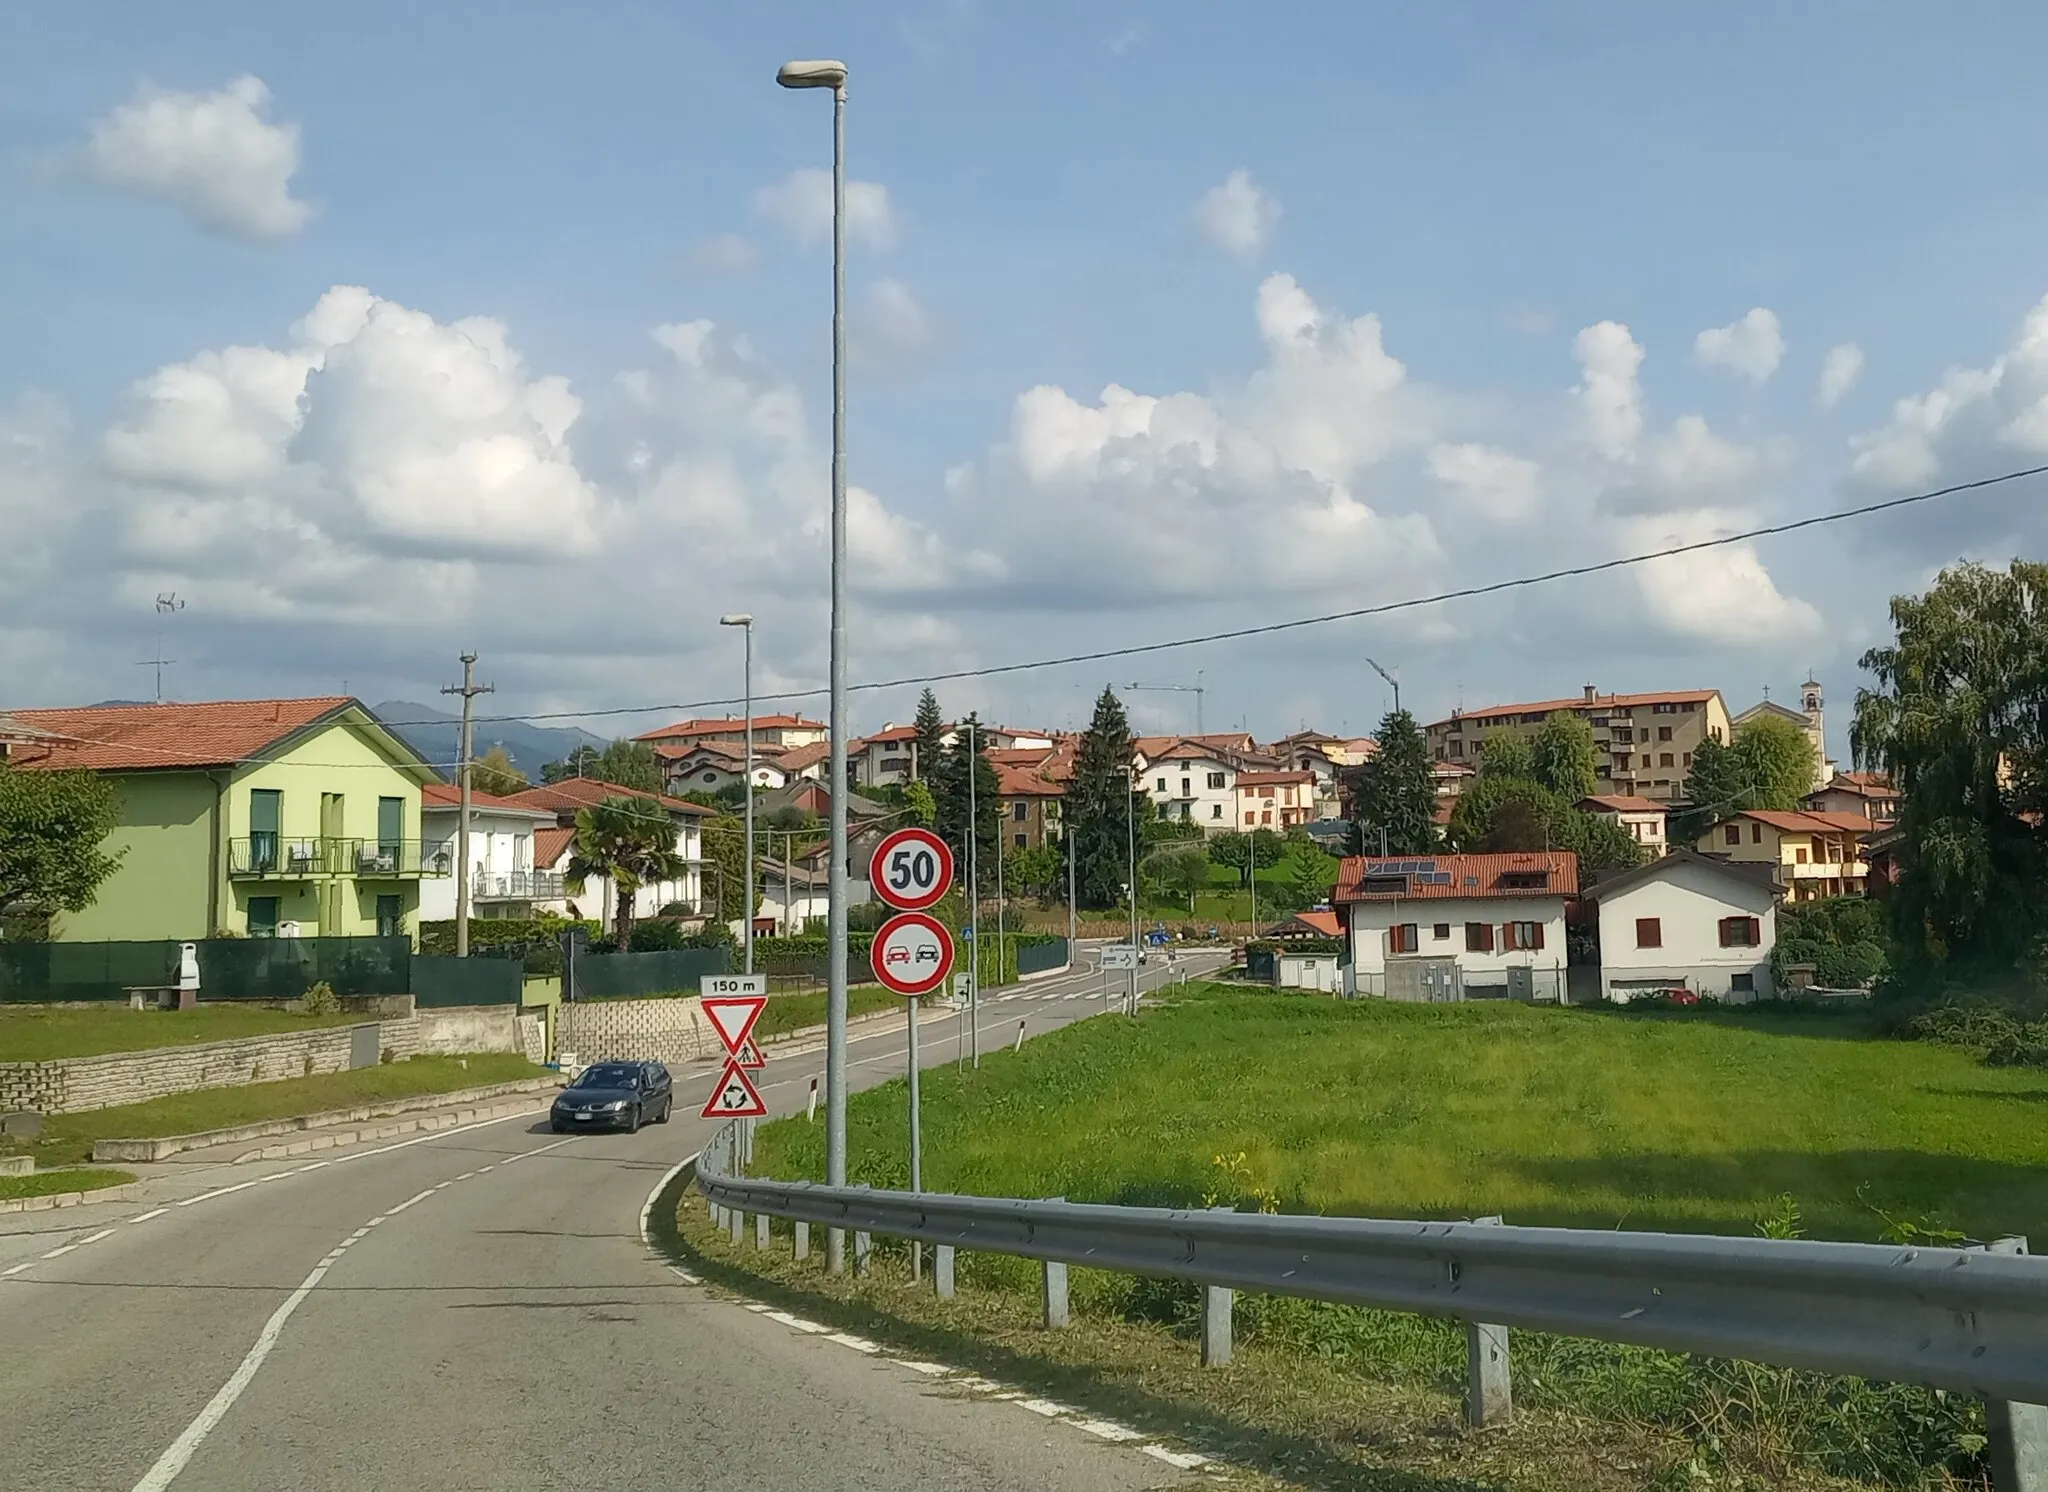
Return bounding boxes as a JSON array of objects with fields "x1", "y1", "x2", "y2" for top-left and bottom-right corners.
[
  {"x1": 1364, "y1": 657, "x2": 1401, "y2": 715},
  {"x1": 1126, "y1": 672, "x2": 1205, "y2": 735}
]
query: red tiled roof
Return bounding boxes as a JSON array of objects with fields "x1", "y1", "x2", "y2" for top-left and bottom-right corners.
[
  {"x1": 1433, "y1": 759, "x2": 1475, "y2": 777},
  {"x1": 777, "y1": 741, "x2": 830, "y2": 772},
  {"x1": 994, "y1": 762, "x2": 1064, "y2": 797},
  {"x1": 1721, "y1": 810, "x2": 1872, "y2": 836},
  {"x1": 1272, "y1": 909, "x2": 1342, "y2": 937},
  {"x1": 4, "y1": 697, "x2": 364, "y2": 772},
  {"x1": 635, "y1": 714, "x2": 826, "y2": 742},
  {"x1": 1835, "y1": 770, "x2": 1893, "y2": 789},
  {"x1": 1131, "y1": 733, "x2": 1259, "y2": 760},
  {"x1": 1430, "y1": 690, "x2": 1721, "y2": 729},
  {"x1": 1334, "y1": 851, "x2": 1579, "y2": 903},
  {"x1": 422, "y1": 783, "x2": 554, "y2": 816},
  {"x1": 1579, "y1": 794, "x2": 1666, "y2": 813},
  {"x1": 534, "y1": 826, "x2": 576, "y2": 868},
  {"x1": 857, "y1": 725, "x2": 921, "y2": 745},
  {"x1": 500, "y1": 779, "x2": 712, "y2": 817},
  {"x1": 1234, "y1": 770, "x2": 1315, "y2": 787}
]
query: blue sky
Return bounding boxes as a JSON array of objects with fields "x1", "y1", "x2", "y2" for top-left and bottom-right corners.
[{"x1": 6, "y1": 2, "x2": 2048, "y2": 752}]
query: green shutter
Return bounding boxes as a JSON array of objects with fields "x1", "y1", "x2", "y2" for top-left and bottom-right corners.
[{"x1": 378, "y1": 796, "x2": 403, "y2": 849}]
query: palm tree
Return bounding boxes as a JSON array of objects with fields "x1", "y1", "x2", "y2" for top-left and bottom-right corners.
[{"x1": 566, "y1": 796, "x2": 687, "y2": 945}]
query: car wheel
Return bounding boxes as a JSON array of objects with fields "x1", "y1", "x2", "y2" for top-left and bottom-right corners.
[
  {"x1": 550, "y1": 1121, "x2": 566, "y2": 1134},
  {"x1": 626, "y1": 1103, "x2": 642, "y2": 1134},
  {"x1": 657, "y1": 1094, "x2": 673, "y2": 1124}
]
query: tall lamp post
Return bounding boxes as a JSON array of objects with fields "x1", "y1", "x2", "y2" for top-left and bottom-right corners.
[
  {"x1": 720, "y1": 614, "x2": 756, "y2": 976},
  {"x1": 777, "y1": 56, "x2": 851, "y2": 1274}
]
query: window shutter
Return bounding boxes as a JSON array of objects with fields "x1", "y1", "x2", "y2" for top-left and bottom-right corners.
[
  {"x1": 1746, "y1": 917, "x2": 1761, "y2": 947},
  {"x1": 1636, "y1": 917, "x2": 1660, "y2": 948},
  {"x1": 1529, "y1": 922, "x2": 1544, "y2": 951},
  {"x1": 1718, "y1": 917, "x2": 1734, "y2": 948}
]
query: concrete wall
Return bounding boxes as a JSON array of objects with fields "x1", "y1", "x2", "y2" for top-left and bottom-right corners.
[
  {"x1": 555, "y1": 996, "x2": 721, "y2": 1068},
  {"x1": 412, "y1": 1006, "x2": 521, "y2": 1057},
  {"x1": 54, "y1": 772, "x2": 220, "y2": 942},
  {"x1": 0, "y1": 1019, "x2": 424, "y2": 1117}
]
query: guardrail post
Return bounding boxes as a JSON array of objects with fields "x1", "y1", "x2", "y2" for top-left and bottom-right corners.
[
  {"x1": 1202, "y1": 1206, "x2": 1233, "y2": 1367},
  {"x1": 794, "y1": 1220, "x2": 810, "y2": 1262},
  {"x1": 729, "y1": 1208, "x2": 745, "y2": 1245},
  {"x1": 935, "y1": 1244, "x2": 956, "y2": 1299},
  {"x1": 1984, "y1": 1237, "x2": 2048, "y2": 1492},
  {"x1": 754, "y1": 1211, "x2": 770, "y2": 1250},
  {"x1": 853, "y1": 1230, "x2": 872, "y2": 1276},
  {"x1": 1042, "y1": 1261, "x2": 1069, "y2": 1328},
  {"x1": 1464, "y1": 1216, "x2": 1513, "y2": 1428}
]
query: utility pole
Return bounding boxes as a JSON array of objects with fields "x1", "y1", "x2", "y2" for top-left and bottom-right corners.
[
  {"x1": 966, "y1": 719, "x2": 979, "y2": 1067},
  {"x1": 1126, "y1": 764, "x2": 1139, "y2": 1015},
  {"x1": 1066, "y1": 817, "x2": 1077, "y2": 949},
  {"x1": 441, "y1": 652, "x2": 493, "y2": 957}
]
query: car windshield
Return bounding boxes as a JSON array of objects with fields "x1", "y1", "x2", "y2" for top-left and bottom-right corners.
[{"x1": 576, "y1": 1065, "x2": 640, "y2": 1089}]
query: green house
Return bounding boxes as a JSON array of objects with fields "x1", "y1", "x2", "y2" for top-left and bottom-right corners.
[{"x1": 5, "y1": 697, "x2": 445, "y2": 941}]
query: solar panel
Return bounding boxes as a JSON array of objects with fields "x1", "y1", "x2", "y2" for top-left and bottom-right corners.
[{"x1": 1413, "y1": 859, "x2": 1439, "y2": 873}]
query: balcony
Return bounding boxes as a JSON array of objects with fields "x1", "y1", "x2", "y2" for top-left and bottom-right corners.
[
  {"x1": 473, "y1": 869, "x2": 567, "y2": 901},
  {"x1": 228, "y1": 837, "x2": 449, "y2": 879}
]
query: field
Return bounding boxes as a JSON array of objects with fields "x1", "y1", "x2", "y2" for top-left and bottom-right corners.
[
  {"x1": 0, "y1": 1005, "x2": 364, "y2": 1063},
  {"x1": 728, "y1": 986, "x2": 2048, "y2": 1487},
  {"x1": 1, "y1": 1053, "x2": 547, "y2": 1168},
  {"x1": 753, "y1": 983, "x2": 902, "y2": 1040}
]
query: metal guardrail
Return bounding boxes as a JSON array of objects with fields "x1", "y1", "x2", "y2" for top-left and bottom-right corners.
[{"x1": 695, "y1": 1123, "x2": 2048, "y2": 1410}]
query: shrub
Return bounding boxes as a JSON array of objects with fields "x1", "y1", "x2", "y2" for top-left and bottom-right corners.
[{"x1": 300, "y1": 980, "x2": 340, "y2": 1015}]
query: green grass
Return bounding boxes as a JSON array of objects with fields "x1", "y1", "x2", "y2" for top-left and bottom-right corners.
[
  {"x1": 755, "y1": 984, "x2": 908, "y2": 1041},
  {"x1": 744, "y1": 986, "x2": 2044, "y2": 1488},
  {"x1": 4, "y1": 1052, "x2": 547, "y2": 1168},
  {"x1": 0, "y1": 1005, "x2": 364, "y2": 1063},
  {"x1": 0, "y1": 1168, "x2": 135, "y2": 1202}
]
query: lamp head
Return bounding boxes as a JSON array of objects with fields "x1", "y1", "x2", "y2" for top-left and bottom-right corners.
[
  {"x1": 776, "y1": 59, "x2": 847, "y2": 89},
  {"x1": 719, "y1": 613, "x2": 754, "y2": 627}
]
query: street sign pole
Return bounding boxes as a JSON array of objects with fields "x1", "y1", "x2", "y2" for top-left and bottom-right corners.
[{"x1": 867, "y1": 827, "x2": 955, "y2": 1229}]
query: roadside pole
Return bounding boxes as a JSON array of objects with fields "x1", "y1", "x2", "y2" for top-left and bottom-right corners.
[
  {"x1": 966, "y1": 720, "x2": 980, "y2": 1068},
  {"x1": 1125, "y1": 764, "x2": 1139, "y2": 1016},
  {"x1": 440, "y1": 652, "x2": 492, "y2": 957},
  {"x1": 868, "y1": 826, "x2": 953, "y2": 1271}
]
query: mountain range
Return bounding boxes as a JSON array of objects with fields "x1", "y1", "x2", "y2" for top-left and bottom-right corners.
[{"x1": 371, "y1": 701, "x2": 608, "y2": 782}]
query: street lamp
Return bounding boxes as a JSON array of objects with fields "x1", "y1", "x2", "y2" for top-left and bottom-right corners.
[
  {"x1": 720, "y1": 614, "x2": 755, "y2": 977},
  {"x1": 777, "y1": 55, "x2": 851, "y2": 1276}
]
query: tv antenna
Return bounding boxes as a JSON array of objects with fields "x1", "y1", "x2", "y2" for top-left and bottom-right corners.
[{"x1": 139, "y1": 593, "x2": 185, "y2": 702}]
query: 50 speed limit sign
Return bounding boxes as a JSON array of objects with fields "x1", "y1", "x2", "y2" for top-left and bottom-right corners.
[{"x1": 867, "y1": 826, "x2": 954, "y2": 912}]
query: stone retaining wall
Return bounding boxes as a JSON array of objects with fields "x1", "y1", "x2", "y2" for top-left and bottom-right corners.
[{"x1": 555, "y1": 996, "x2": 719, "y2": 1068}]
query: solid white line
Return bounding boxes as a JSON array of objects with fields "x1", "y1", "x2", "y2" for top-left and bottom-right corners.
[
  {"x1": 1140, "y1": 1446, "x2": 1211, "y2": 1469},
  {"x1": 383, "y1": 1189, "x2": 434, "y2": 1217},
  {"x1": 826, "y1": 1332, "x2": 881, "y2": 1353},
  {"x1": 79, "y1": 1228, "x2": 116, "y2": 1245},
  {"x1": 1072, "y1": 1418, "x2": 1145, "y2": 1442},
  {"x1": 176, "y1": 1179, "x2": 266, "y2": 1208},
  {"x1": 2, "y1": 1262, "x2": 30, "y2": 1277},
  {"x1": 1017, "y1": 1398, "x2": 1074, "y2": 1418},
  {"x1": 130, "y1": 1208, "x2": 169, "y2": 1223},
  {"x1": 40, "y1": 1244, "x2": 77, "y2": 1259}
]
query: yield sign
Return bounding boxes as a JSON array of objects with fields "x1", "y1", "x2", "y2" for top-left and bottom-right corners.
[
  {"x1": 701, "y1": 1059, "x2": 767, "y2": 1119},
  {"x1": 703, "y1": 995, "x2": 767, "y2": 1058}
]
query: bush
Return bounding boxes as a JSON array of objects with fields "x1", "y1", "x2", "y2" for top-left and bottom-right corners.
[
  {"x1": 1770, "y1": 898, "x2": 1888, "y2": 989},
  {"x1": 1908, "y1": 1001, "x2": 2048, "y2": 1068},
  {"x1": 300, "y1": 980, "x2": 339, "y2": 1015}
]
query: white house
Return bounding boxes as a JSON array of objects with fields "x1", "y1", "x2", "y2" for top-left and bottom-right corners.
[
  {"x1": 499, "y1": 780, "x2": 708, "y2": 926},
  {"x1": 1577, "y1": 794, "x2": 1668, "y2": 852},
  {"x1": 1132, "y1": 738, "x2": 1248, "y2": 833},
  {"x1": 657, "y1": 741, "x2": 789, "y2": 796},
  {"x1": 419, "y1": 785, "x2": 559, "y2": 921},
  {"x1": 1583, "y1": 849, "x2": 1778, "y2": 1003},
  {"x1": 1335, "y1": 851, "x2": 1576, "y2": 1002}
]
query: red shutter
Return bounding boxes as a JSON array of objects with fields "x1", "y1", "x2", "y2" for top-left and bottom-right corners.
[
  {"x1": 1746, "y1": 917, "x2": 1761, "y2": 947},
  {"x1": 1529, "y1": 921, "x2": 1544, "y2": 952},
  {"x1": 1718, "y1": 917, "x2": 1734, "y2": 948}
]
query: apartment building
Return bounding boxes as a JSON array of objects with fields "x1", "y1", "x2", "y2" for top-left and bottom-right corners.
[
  {"x1": 1698, "y1": 809, "x2": 1871, "y2": 900},
  {"x1": 1424, "y1": 686, "x2": 1732, "y2": 804},
  {"x1": 1577, "y1": 793, "x2": 1668, "y2": 851},
  {"x1": 1132, "y1": 735, "x2": 1273, "y2": 831},
  {"x1": 1234, "y1": 770, "x2": 1316, "y2": 830},
  {"x1": 635, "y1": 714, "x2": 828, "y2": 751}
]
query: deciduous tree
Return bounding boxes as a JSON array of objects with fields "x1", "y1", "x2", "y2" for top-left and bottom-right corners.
[
  {"x1": 1531, "y1": 711, "x2": 1598, "y2": 800},
  {"x1": 0, "y1": 767, "x2": 123, "y2": 928},
  {"x1": 470, "y1": 744, "x2": 528, "y2": 797}
]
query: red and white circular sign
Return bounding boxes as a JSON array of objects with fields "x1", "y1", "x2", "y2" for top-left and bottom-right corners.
[
  {"x1": 869, "y1": 911, "x2": 956, "y2": 996},
  {"x1": 867, "y1": 826, "x2": 954, "y2": 912}
]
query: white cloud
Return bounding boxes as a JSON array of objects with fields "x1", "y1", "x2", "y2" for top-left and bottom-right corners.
[
  {"x1": 691, "y1": 233, "x2": 758, "y2": 272},
  {"x1": 1573, "y1": 320, "x2": 1645, "y2": 460},
  {"x1": 852, "y1": 279, "x2": 940, "y2": 371},
  {"x1": 83, "y1": 75, "x2": 311, "y2": 240},
  {"x1": 753, "y1": 168, "x2": 897, "y2": 250},
  {"x1": 1693, "y1": 307, "x2": 1785, "y2": 382},
  {"x1": 1426, "y1": 442, "x2": 1541, "y2": 521},
  {"x1": 1848, "y1": 293, "x2": 2048, "y2": 491},
  {"x1": 1621, "y1": 510, "x2": 1824, "y2": 646},
  {"x1": 1192, "y1": 169, "x2": 1280, "y2": 261},
  {"x1": 1819, "y1": 343, "x2": 1863, "y2": 408}
]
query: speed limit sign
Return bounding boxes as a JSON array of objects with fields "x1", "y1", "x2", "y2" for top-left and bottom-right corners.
[{"x1": 867, "y1": 826, "x2": 954, "y2": 912}]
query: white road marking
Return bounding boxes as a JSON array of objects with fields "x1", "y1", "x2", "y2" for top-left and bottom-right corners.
[
  {"x1": 826, "y1": 1332, "x2": 881, "y2": 1353},
  {"x1": 1072, "y1": 1418, "x2": 1145, "y2": 1442},
  {"x1": 1017, "y1": 1398, "x2": 1075, "y2": 1418},
  {"x1": 40, "y1": 1244, "x2": 78, "y2": 1259},
  {"x1": 79, "y1": 1228, "x2": 116, "y2": 1244},
  {"x1": 130, "y1": 1208, "x2": 168, "y2": 1223},
  {"x1": 2, "y1": 1262, "x2": 31, "y2": 1277},
  {"x1": 895, "y1": 1360, "x2": 952, "y2": 1376},
  {"x1": 383, "y1": 1189, "x2": 434, "y2": 1217},
  {"x1": 1141, "y1": 1446, "x2": 1211, "y2": 1469}
]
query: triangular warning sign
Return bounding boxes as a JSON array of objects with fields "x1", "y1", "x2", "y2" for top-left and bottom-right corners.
[
  {"x1": 700, "y1": 1059, "x2": 767, "y2": 1119},
  {"x1": 703, "y1": 996, "x2": 766, "y2": 1058},
  {"x1": 736, "y1": 1037, "x2": 765, "y2": 1070}
]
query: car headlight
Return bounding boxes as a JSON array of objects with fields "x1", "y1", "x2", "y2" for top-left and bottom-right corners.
[{"x1": 598, "y1": 1100, "x2": 627, "y2": 1112}]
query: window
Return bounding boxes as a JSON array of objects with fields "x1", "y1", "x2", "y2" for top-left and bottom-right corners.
[
  {"x1": 1245, "y1": 813, "x2": 1255, "y2": 826},
  {"x1": 375, "y1": 895, "x2": 402, "y2": 938},
  {"x1": 1178, "y1": 760, "x2": 1191, "y2": 771},
  {"x1": 1730, "y1": 972, "x2": 1755, "y2": 993},
  {"x1": 377, "y1": 796, "x2": 403, "y2": 855},
  {"x1": 1658, "y1": 726, "x2": 1673, "y2": 742},
  {"x1": 1635, "y1": 917, "x2": 1662, "y2": 948},
  {"x1": 1794, "y1": 846, "x2": 1809, "y2": 864},
  {"x1": 1751, "y1": 822, "x2": 1763, "y2": 843},
  {"x1": 247, "y1": 896, "x2": 280, "y2": 937},
  {"x1": 1502, "y1": 921, "x2": 1545, "y2": 951},
  {"x1": 1156, "y1": 777, "x2": 1166, "y2": 793},
  {"x1": 1683, "y1": 701, "x2": 1698, "y2": 712},
  {"x1": 1711, "y1": 727, "x2": 1725, "y2": 743},
  {"x1": 1654, "y1": 702, "x2": 1677, "y2": 714},
  {"x1": 1261, "y1": 811, "x2": 1273, "y2": 825},
  {"x1": 1682, "y1": 752, "x2": 1691, "y2": 768},
  {"x1": 1613, "y1": 727, "x2": 1633, "y2": 742},
  {"x1": 1388, "y1": 923, "x2": 1420, "y2": 954},
  {"x1": 1659, "y1": 753, "x2": 1674, "y2": 768},
  {"x1": 1433, "y1": 923, "x2": 1451, "y2": 940},
  {"x1": 1259, "y1": 786, "x2": 1275, "y2": 799},
  {"x1": 1718, "y1": 916, "x2": 1762, "y2": 947},
  {"x1": 1181, "y1": 777, "x2": 1192, "y2": 796},
  {"x1": 1464, "y1": 922, "x2": 1494, "y2": 952},
  {"x1": 1015, "y1": 833, "x2": 1027, "y2": 848},
  {"x1": 1013, "y1": 802, "x2": 1027, "y2": 821},
  {"x1": 1614, "y1": 754, "x2": 1630, "y2": 770},
  {"x1": 702, "y1": 771, "x2": 717, "y2": 783},
  {"x1": 1211, "y1": 804, "x2": 1222, "y2": 819},
  {"x1": 1207, "y1": 771, "x2": 1226, "y2": 788},
  {"x1": 1448, "y1": 740, "x2": 1463, "y2": 758},
  {"x1": 248, "y1": 788, "x2": 282, "y2": 871}
]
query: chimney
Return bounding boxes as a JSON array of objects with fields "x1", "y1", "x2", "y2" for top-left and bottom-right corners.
[{"x1": 1583, "y1": 685, "x2": 1597, "y2": 703}]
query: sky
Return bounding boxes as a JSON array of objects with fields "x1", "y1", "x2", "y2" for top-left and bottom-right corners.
[{"x1": 7, "y1": 2, "x2": 2048, "y2": 760}]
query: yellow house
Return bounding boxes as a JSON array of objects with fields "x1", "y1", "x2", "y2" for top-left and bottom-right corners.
[
  {"x1": 1697, "y1": 809, "x2": 1871, "y2": 901},
  {"x1": 5, "y1": 697, "x2": 443, "y2": 941}
]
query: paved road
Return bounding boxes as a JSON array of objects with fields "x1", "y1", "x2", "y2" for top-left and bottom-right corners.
[{"x1": 0, "y1": 949, "x2": 1224, "y2": 1492}]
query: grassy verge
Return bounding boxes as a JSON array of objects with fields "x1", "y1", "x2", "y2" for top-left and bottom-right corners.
[
  {"x1": 2, "y1": 1052, "x2": 546, "y2": 1168},
  {"x1": 0, "y1": 1005, "x2": 363, "y2": 1063},
  {"x1": 739, "y1": 985, "x2": 2037, "y2": 1487},
  {"x1": 0, "y1": 1167, "x2": 136, "y2": 1202},
  {"x1": 755, "y1": 983, "x2": 904, "y2": 1041}
]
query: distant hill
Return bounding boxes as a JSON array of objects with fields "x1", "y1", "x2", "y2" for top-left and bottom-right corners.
[{"x1": 371, "y1": 701, "x2": 609, "y2": 782}]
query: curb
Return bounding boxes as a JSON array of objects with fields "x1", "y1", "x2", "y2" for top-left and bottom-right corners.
[
  {"x1": 91, "y1": 1076, "x2": 563, "y2": 1163},
  {"x1": 227, "y1": 1094, "x2": 546, "y2": 1163},
  {"x1": 0, "y1": 1181, "x2": 141, "y2": 1215}
]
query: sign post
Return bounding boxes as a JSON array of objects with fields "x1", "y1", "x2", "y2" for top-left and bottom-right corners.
[
  {"x1": 868, "y1": 828, "x2": 956, "y2": 1227},
  {"x1": 699, "y1": 980, "x2": 770, "y2": 1124}
]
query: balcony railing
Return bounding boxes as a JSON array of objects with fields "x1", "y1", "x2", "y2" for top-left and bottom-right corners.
[
  {"x1": 228, "y1": 837, "x2": 449, "y2": 879},
  {"x1": 472, "y1": 869, "x2": 566, "y2": 901}
]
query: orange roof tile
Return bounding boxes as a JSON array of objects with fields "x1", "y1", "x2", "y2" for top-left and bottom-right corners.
[
  {"x1": 500, "y1": 779, "x2": 712, "y2": 817},
  {"x1": 422, "y1": 783, "x2": 555, "y2": 816},
  {"x1": 994, "y1": 762, "x2": 1065, "y2": 797},
  {"x1": 1722, "y1": 810, "x2": 1872, "y2": 835},
  {"x1": 534, "y1": 826, "x2": 576, "y2": 868},
  {"x1": 1334, "y1": 851, "x2": 1579, "y2": 903},
  {"x1": 5, "y1": 697, "x2": 368, "y2": 772},
  {"x1": 1579, "y1": 794, "x2": 1666, "y2": 813},
  {"x1": 1271, "y1": 909, "x2": 1342, "y2": 937},
  {"x1": 1234, "y1": 770, "x2": 1315, "y2": 787},
  {"x1": 1430, "y1": 690, "x2": 1721, "y2": 729},
  {"x1": 776, "y1": 741, "x2": 830, "y2": 772},
  {"x1": 636, "y1": 714, "x2": 826, "y2": 742}
]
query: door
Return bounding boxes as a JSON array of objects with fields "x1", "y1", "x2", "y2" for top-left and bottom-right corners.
[
  {"x1": 375, "y1": 894, "x2": 401, "y2": 938},
  {"x1": 319, "y1": 882, "x2": 343, "y2": 936},
  {"x1": 377, "y1": 796, "x2": 403, "y2": 866},
  {"x1": 321, "y1": 792, "x2": 346, "y2": 872},
  {"x1": 247, "y1": 895, "x2": 279, "y2": 937},
  {"x1": 249, "y1": 789, "x2": 281, "y2": 872}
]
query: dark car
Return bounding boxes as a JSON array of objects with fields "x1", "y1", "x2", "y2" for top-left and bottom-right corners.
[{"x1": 551, "y1": 1060, "x2": 673, "y2": 1133}]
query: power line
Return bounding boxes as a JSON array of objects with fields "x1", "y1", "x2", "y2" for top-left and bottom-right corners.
[{"x1": 367, "y1": 461, "x2": 2046, "y2": 733}]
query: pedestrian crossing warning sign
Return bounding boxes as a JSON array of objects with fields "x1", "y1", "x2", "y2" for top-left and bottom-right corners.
[{"x1": 701, "y1": 1059, "x2": 767, "y2": 1119}]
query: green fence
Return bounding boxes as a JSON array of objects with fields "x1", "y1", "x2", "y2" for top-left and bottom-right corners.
[
  {"x1": 412, "y1": 955, "x2": 524, "y2": 1007},
  {"x1": 1015, "y1": 937, "x2": 1069, "y2": 977},
  {"x1": 0, "y1": 937, "x2": 411, "y2": 1003},
  {"x1": 570, "y1": 947, "x2": 731, "y2": 1001}
]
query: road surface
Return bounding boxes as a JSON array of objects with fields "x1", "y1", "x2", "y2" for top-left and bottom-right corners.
[{"x1": 0, "y1": 948, "x2": 1226, "y2": 1491}]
